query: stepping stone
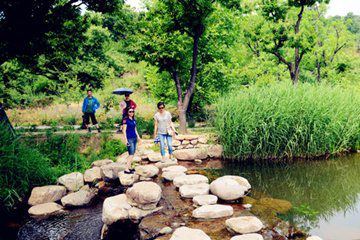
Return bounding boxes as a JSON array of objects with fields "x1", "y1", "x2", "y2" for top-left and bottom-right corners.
[
  {"x1": 28, "y1": 185, "x2": 67, "y2": 206},
  {"x1": 179, "y1": 183, "x2": 210, "y2": 198},
  {"x1": 91, "y1": 159, "x2": 113, "y2": 167},
  {"x1": 128, "y1": 206, "x2": 163, "y2": 221},
  {"x1": 231, "y1": 234, "x2": 264, "y2": 240},
  {"x1": 28, "y1": 202, "x2": 64, "y2": 217},
  {"x1": 119, "y1": 171, "x2": 139, "y2": 186},
  {"x1": 210, "y1": 177, "x2": 247, "y2": 201},
  {"x1": 155, "y1": 159, "x2": 178, "y2": 168},
  {"x1": 193, "y1": 195, "x2": 218, "y2": 206},
  {"x1": 173, "y1": 174, "x2": 208, "y2": 188},
  {"x1": 192, "y1": 204, "x2": 233, "y2": 219},
  {"x1": 173, "y1": 148, "x2": 208, "y2": 161},
  {"x1": 162, "y1": 165, "x2": 187, "y2": 173},
  {"x1": 207, "y1": 145, "x2": 223, "y2": 158},
  {"x1": 218, "y1": 175, "x2": 251, "y2": 190},
  {"x1": 169, "y1": 227, "x2": 210, "y2": 240},
  {"x1": 162, "y1": 171, "x2": 186, "y2": 181},
  {"x1": 135, "y1": 165, "x2": 159, "y2": 178},
  {"x1": 226, "y1": 216, "x2": 264, "y2": 234},
  {"x1": 61, "y1": 190, "x2": 95, "y2": 207},
  {"x1": 100, "y1": 162, "x2": 127, "y2": 180},
  {"x1": 147, "y1": 152, "x2": 168, "y2": 162},
  {"x1": 126, "y1": 182, "x2": 162, "y2": 210},
  {"x1": 84, "y1": 167, "x2": 102, "y2": 182},
  {"x1": 102, "y1": 194, "x2": 131, "y2": 225},
  {"x1": 57, "y1": 172, "x2": 84, "y2": 192}
]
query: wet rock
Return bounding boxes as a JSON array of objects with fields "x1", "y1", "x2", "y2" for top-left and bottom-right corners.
[
  {"x1": 126, "y1": 182, "x2": 162, "y2": 209},
  {"x1": 243, "y1": 204, "x2": 252, "y2": 209},
  {"x1": 160, "y1": 226, "x2": 173, "y2": 235},
  {"x1": 102, "y1": 194, "x2": 131, "y2": 225},
  {"x1": 192, "y1": 195, "x2": 218, "y2": 206},
  {"x1": 192, "y1": 204, "x2": 233, "y2": 219},
  {"x1": 135, "y1": 165, "x2": 159, "y2": 178},
  {"x1": 61, "y1": 190, "x2": 95, "y2": 207},
  {"x1": 231, "y1": 233, "x2": 264, "y2": 240},
  {"x1": 128, "y1": 206, "x2": 163, "y2": 221},
  {"x1": 28, "y1": 202, "x2": 64, "y2": 217},
  {"x1": 179, "y1": 183, "x2": 210, "y2": 198},
  {"x1": 306, "y1": 237, "x2": 323, "y2": 240},
  {"x1": 163, "y1": 165, "x2": 187, "y2": 173},
  {"x1": 169, "y1": 226, "x2": 211, "y2": 240},
  {"x1": 84, "y1": 167, "x2": 102, "y2": 183},
  {"x1": 210, "y1": 177, "x2": 247, "y2": 201},
  {"x1": 162, "y1": 171, "x2": 186, "y2": 181},
  {"x1": 119, "y1": 171, "x2": 139, "y2": 186},
  {"x1": 173, "y1": 174, "x2": 209, "y2": 188},
  {"x1": 207, "y1": 145, "x2": 223, "y2": 158},
  {"x1": 101, "y1": 162, "x2": 127, "y2": 180},
  {"x1": 28, "y1": 185, "x2": 67, "y2": 206},
  {"x1": 57, "y1": 172, "x2": 84, "y2": 192},
  {"x1": 91, "y1": 159, "x2": 113, "y2": 167},
  {"x1": 155, "y1": 159, "x2": 178, "y2": 168},
  {"x1": 226, "y1": 216, "x2": 264, "y2": 234},
  {"x1": 173, "y1": 148, "x2": 208, "y2": 161},
  {"x1": 218, "y1": 175, "x2": 251, "y2": 191}
]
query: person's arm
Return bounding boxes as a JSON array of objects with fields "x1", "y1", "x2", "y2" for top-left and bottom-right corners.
[
  {"x1": 122, "y1": 120, "x2": 128, "y2": 145},
  {"x1": 95, "y1": 98, "x2": 100, "y2": 109},
  {"x1": 132, "y1": 100, "x2": 137, "y2": 110},
  {"x1": 154, "y1": 117, "x2": 158, "y2": 139},
  {"x1": 82, "y1": 98, "x2": 86, "y2": 113},
  {"x1": 168, "y1": 112, "x2": 177, "y2": 134},
  {"x1": 135, "y1": 127, "x2": 141, "y2": 142}
]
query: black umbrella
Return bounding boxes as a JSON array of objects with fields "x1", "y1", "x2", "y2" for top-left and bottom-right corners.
[{"x1": 112, "y1": 88, "x2": 133, "y2": 95}]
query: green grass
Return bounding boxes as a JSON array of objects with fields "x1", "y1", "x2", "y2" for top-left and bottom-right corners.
[{"x1": 214, "y1": 82, "x2": 360, "y2": 161}]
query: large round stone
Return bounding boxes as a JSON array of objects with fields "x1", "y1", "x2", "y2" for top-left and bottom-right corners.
[
  {"x1": 28, "y1": 185, "x2": 67, "y2": 206},
  {"x1": 119, "y1": 171, "x2": 139, "y2": 186},
  {"x1": 100, "y1": 162, "x2": 127, "y2": 180},
  {"x1": 162, "y1": 171, "x2": 186, "y2": 181},
  {"x1": 210, "y1": 177, "x2": 247, "y2": 201},
  {"x1": 84, "y1": 167, "x2": 102, "y2": 183},
  {"x1": 135, "y1": 165, "x2": 159, "y2": 178},
  {"x1": 57, "y1": 172, "x2": 84, "y2": 192},
  {"x1": 91, "y1": 159, "x2": 113, "y2": 167},
  {"x1": 225, "y1": 216, "x2": 264, "y2": 234},
  {"x1": 231, "y1": 234, "x2": 264, "y2": 240},
  {"x1": 179, "y1": 183, "x2": 210, "y2": 198},
  {"x1": 162, "y1": 165, "x2": 187, "y2": 173},
  {"x1": 28, "y1": 202, "x2": 64, "y2": 217},
  {"x1": 126, "y1": 182, "x2": 162, "y2": 205},
  {"x1": 173, "y1": 174, "x2": 208, "y2": 188},
  {"x1": 192, "y1": 195, "x2": 218, "y2": 206},
  {"x1": 218, "y1": 175, "x2": 251, "y2": 190},
  {"x1": 192, "y1": 204, "x2": 233, "y2": 219},
  {"x1": 61, "y1": 190, "x2": 95, "y2": 207},
  {"x1": 173, "y1": 148, "x2": 208, "y2": 161},
  {"x1": 155, "y1": 159, "x2": 178, "y2": 169},
  {"x1": 170, "y1": 227, "x2": 211, "y2": 240},
  {"x1": 102, "y1": 194, "x2": 131, "y2": 225}
]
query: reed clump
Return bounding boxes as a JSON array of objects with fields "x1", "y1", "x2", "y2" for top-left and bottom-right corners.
[{"x1": 214, "y1": 83, "x2": 360, "y2": 161}]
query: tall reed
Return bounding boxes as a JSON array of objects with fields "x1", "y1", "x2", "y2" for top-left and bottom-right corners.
[{"x1": 214, "y1": 83, "x2": 360, "y2": 160}]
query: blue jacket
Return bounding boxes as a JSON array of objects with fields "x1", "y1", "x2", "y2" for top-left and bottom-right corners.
[{"x1": 82, "y1": 96, "x2": 100, "y2": 113}]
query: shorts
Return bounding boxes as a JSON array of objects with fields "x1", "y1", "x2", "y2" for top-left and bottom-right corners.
[
  {"x1": 84, "y1": 112, "x2": 98, "y2": 125},
  {"x1": 127, "y1": 138, "x2": 137, "y2": 155}
]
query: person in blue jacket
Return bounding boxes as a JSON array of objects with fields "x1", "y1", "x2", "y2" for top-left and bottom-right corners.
[{"x1": 82, "y1": 89, "x2": 101, "y2": 133}]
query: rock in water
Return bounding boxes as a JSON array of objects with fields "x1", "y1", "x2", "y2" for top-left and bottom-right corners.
[
  {"x1": 173, "y1": 174, "x2": 208, "y2": 188},
  {"x1": 57, "y1": 172, "x2": 84, "y2": 191},
  {"x1": 210, "y1": 177, "x2": 247, "y2": 201},
  {"x1": 179, "y1": 183, "x2": 210, "y2": 198},
  {"x1": 207, "y1": 145, "x2": 223, "y2": 158},
  {"x1": 173, "y1": 148, "x2": 208, "y2": 161},
  {"x1": 155, "y1": 159, "x2": 178, "y2": 168},
  {"x1": 102, "y1": 194, "x2": 132, "y2": 225},
  {"x1": 225, "y1": 216, "x2": 264, "y2": 234},
  {"x1": 169, "y1": 227, "x2": 211, "y2": 240},
  {"x1": 126, "y1": 182, "x2": 162, "y2": 209},
  {"x1": 192, "y1": 204, "x2": 233, "y2": 219},
  {"x1": 192, "y1": 195, "x2": 218, "y2": 206},
  {"x1": 119, "y1": 171, "x2": 139, "y2": 186},
  {"x1": 231, "y1": 234, "x2": 264, "y2": 240},
  {"x1": 135, "y1": 165, "x2": 159, "y2": 178},
  {"x1": 84, "y1": 167, "x2": 102, "y2": 183},
  {"x1": 162, "y1": 165, "x2": 187, "y2": 173},
  {"x1": 162, "y1": 171, "x2": 186, "y2": 181},
  {"x1": 28, "y1": 185, "x2": 67, "y2": 206},
  {"x1": 61, "y1": 190, "x2": 95, "y2": 207},
  {"x1": 28, "y1": 202, "x2": 64, "y2": 217},
  {"x1": 218, "y1": 175, "x2": 251, "y2": 190}
]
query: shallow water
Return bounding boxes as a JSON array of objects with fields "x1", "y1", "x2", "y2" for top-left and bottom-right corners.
[{"x1": 221, "y1": 154, "x2": 360, "y2": 240}]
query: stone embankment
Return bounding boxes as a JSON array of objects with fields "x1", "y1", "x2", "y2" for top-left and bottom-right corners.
[{"x1": 26, "y1": 134, "x2": 322, "y2": 240}]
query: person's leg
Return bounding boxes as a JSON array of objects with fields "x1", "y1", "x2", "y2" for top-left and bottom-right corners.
[
  {"x1": 90, "y1": 113, "x2": 101, "y2": 132},
  {"x1": 84, "y1": 113, "x2": 91, "y2": 132},
  {"x1": 159, "y1": 134, "x2": 166, "y2": 161},
  {"x1": 166, "y1": 134, "x2": 174, "y2": 159},
  {"x1": 125, "y1": 138, "x2": 136, "y2": 173}
]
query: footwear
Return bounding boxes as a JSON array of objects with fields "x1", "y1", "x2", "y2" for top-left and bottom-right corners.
[
  {"x1": 97, "y1": 128, "x2": 101, "y2": 133},
  {"x1": 124, "y1": 170, "x2": 132, "y2": 174},
  {"x1": 88, "y1": 128, "x2": 91, "y2": 133},
  {"x1": 129, "y1": 169, "x2": 135, "y2": 173}
]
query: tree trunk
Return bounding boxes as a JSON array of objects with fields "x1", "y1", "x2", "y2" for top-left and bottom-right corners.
[{"x1": 316, "y1": 57, "x2": 321, "y2": 82}]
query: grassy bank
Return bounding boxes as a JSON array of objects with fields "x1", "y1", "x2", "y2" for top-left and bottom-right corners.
[{"x1": 214, "y1": 83, "x2": 360, "y2": 161}]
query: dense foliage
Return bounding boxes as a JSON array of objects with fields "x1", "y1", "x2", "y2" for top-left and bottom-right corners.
[{"x1": 215, "y1": 83, "x2": 360, "y2": 160}]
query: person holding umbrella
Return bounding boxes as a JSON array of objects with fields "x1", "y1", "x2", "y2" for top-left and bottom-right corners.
[
  {"x1": 113, "y1": 88, "x2": 137, "y2": 131},
  {"x1": 82, "y1": 89, "x2": 101, "y2": 133}
]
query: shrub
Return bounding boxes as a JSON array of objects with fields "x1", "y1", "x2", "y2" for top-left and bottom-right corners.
[
  {"x1": 99, "y1": 134, "x2": 127, "y2": 159},
  {"x1": 136, "y1": 117, "x2": 154, "y2": 136},
  {"x1": 214, "y1": 83, "x2": 360, "y2": 161}
]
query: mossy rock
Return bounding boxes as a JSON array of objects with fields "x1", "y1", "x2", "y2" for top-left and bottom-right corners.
[{"x1": 257, "y1": 197, "x2": 292, "y2": 214}]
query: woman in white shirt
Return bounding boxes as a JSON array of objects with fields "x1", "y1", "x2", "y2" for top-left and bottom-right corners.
[{"x1": 154, "y1": 102, "x2": 177, "y2": 162}]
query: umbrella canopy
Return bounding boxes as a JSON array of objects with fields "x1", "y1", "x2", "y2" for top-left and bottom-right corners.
[{"x1": 112, "y1": 88, "x2": 133, "y2": 95}]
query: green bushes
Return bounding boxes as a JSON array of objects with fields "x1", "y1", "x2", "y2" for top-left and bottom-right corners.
[
  {"x1": 99, "y1": 134, "x2": 127, "y2": 159},
  {"x1": 214, "y1": 83, "x2": 360, "y2": 161}
]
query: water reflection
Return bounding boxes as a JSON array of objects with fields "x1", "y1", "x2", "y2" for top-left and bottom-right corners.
[{"x1": 220, "y1": 154, "x2": 360, "y2": 238}]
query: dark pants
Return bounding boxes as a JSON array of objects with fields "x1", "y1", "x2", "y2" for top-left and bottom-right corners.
[{"x1": 84, "y1": 112, "x2": 98, "y2": 125}]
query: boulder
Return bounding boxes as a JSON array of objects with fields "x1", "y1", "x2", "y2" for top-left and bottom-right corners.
[
  {"x1": 148, "y1": 152, "x2": 166, "y2": 162},
  {"x1": 91, "y1": 159, "x2": 113, "y2": 168},
  {"x1": 210, "y1": 177, "x2": 247, "y2": 201},
  {"x1": 182, "y1": 140, "x2": 190, "y2": 145},
  {"x1": 126, "y1": 182, "x2": 162, "y2": 209},
  {"x1": 102, "y1": 194, "x2": 132, "y2": 225},
  {"x1": 306, "y1": 237, "x2": 323, "y2": 240},
  {"x1": 28, "y1": 202, "x2": 64, "y2": 217},
  {"x1": 179, "y1": 183, "x2": 210, "y2": 198},
  {"x1": 162, "y1": 165, "x2": 187, "y2": 173},
  {"x1": 207, "y1": 145, "x2": 223, "y2": 158},
  {"x1": 135, "y1": 165, "x2": 159, "y2": 178},
  {"x1": 192, "y1": 195, "x2": 218, "y2": 206},
  {"x1": 155, "y1": 159, "x2": 178, "y2": 169},
  {"x1": 172, "y1": 140, "x2": 181, "y2": 147},
  {"x1": 140, "y1": 150, "x2": 155, "y2": 160},
  {"x1": 225, "y1": 216, "x2": 264, "y2": 234},
  {"x1": 231, "y1": 234, "x2": 264, "y2": 240},
  {"x1": 61, "y1": 190, "x2": 95, "y2": 207},
  {"x1": 185, "y1": 145, "x2": 194, "y2": 149},
  {"x1": 192, "y1": 204, "x2": 233, "y2": 219},
  {"x1": 84, "y1": 167, "x2": 102, "y2": 183},
  {"x1": 169, "y1": 227, "x2": 210, "y2": 240},
  {"x1": 198, "y1": 136, "x2": 208, "y2": 144},
  {"x1": 173, "y1": 174, "x2": 208, "y2": 188},
  {"x1": 173, "y1": 148, "x2": 208, "y2": 161},
  {"x1": 219, "y1": 175, "x2": 251, "y2": 191},
  {"x1": 162, "y1": 171, "x2": 186, "y2": 181},
  {"x1": 28, "y1": 185, "x2": 67, "y2": 206},
  {"x1": 190, "y1": 140, "x2": 198, "y2": 145},
  {"x1": 119, "y1": 171, "x2": 139, "y2": 186},
  {"x1": 57, "y1": 172, "x2": 84, "y2": 192},
  {"x1": 101, "y1": 162, "x2": 127, "y2": 180},
  {"x1": 128, "y1": 206, "x2": 163, "y2": 221}
]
